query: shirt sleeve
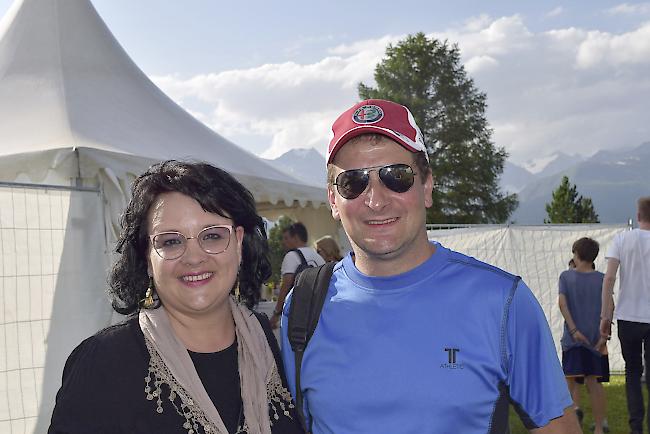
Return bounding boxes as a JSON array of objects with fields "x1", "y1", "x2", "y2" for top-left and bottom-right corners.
[
  {"x1": 280, "y1": 292, "x2": 297, "y2": 396},
  {"x1": 280, "y1": 291, "x2": 311, "y2": 424},
  {"x1": 48, "y1": 337, "x2": 115, "y2": 433},
  {"x1": 558, "y1": 271, "x2": 568, "y2": 295},
  {"x1": 605, "y1": 232, "x2": 621, "y2": 260},
  {"x1": 507, "y1": 280, "x2": 572, "y2": 429},
  {"x1": 281, "y1": 251, "x2": 300, "y2": 276}
]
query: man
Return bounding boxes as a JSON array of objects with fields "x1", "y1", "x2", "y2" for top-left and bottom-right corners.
[
  {"x1": 600, "y1": 197, "x2": 650, "y2": 434},
  {"x1": 270, "y1": 222, "x2": 325, "y2": 329},
  {"x1": 280, "y1": 99, "x2": 579, "y2": 433}
]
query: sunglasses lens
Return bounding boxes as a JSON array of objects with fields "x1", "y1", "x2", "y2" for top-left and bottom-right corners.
[
  {"x1": 335, "y1": 169, "x2": 369, "y2": 199},
  {"x1": 379, "y1": 164, "x2": 415, "y2": 193}
]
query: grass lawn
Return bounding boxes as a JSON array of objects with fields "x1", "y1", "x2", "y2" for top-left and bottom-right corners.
[{"x1": 509, "y1": 375, "x2": 648, "y2": 433}]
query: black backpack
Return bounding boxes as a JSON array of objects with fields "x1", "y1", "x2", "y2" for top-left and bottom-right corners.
[
  {"x1": 290, "y1": 248, "x2": 313, "y2": 278},
  {"x1": 287, "y1": 261, "x2": 335, "y2": 433}
]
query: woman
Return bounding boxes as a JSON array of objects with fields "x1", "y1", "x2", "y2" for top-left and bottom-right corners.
[
  {"x1": 49, "y1": 161, "x2": 304, "y2": 434},
  {"x1": 314, "y1": 235, "x2": 343, "y2": 262}
]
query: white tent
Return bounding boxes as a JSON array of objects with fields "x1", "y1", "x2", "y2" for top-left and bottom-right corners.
[
  {"x1": 0, "y1": 0, "x2": 336, "y2": 431},
  {"x1": 0, "y1": 0, "x2": 333, "y2": 219}
]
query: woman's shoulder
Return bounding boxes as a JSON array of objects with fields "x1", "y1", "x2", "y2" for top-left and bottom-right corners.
[
  {"x1": 63, "y1": 316, "x2": 144, "y2": 374},
  {"x1": 82, "y1": 315, "x2": 141, "y2": 347}
]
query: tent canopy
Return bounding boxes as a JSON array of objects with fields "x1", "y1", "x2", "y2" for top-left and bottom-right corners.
[{"x1": 0, "y1": 0, "x2": 328, "y2": 209}]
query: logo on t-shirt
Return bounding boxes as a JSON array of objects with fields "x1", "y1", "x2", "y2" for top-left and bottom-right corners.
[{"x1": 440, "y1": 348, "x2": 464, "y2": 370}]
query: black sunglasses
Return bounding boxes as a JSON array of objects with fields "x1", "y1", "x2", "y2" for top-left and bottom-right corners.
[{"x1": 333, "y1": 163, "x2": 416, "y2": 200}]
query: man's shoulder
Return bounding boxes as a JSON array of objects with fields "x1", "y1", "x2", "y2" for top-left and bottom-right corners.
[
  {"x1": 444, "y1": 247, "x2": 518, "y2": 283},
  {"x1": 282, "y1": 250, "x2": 298, "y2": 260},
  {"x1": 297, "y1": 247, "x2": 326, "y2": 265},
  {"x1": 281, "y1": 249, "x2": 302, "y2": 271},
  {"x1": 612, "y1": 228, "x2": 650, "y2": 249}
]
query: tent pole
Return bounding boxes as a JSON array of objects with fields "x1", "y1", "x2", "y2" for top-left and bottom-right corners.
[{"x1": 74, "y1": 147, "x2": 83, "y2": 187}]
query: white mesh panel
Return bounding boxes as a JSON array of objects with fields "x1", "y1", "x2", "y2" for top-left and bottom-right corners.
[
  {"x1": 0, "y1": 185, "x2": 112, "y2": 433},
  {"x1": 429, "y1": 224, "x2": 626, "y2": 372}
]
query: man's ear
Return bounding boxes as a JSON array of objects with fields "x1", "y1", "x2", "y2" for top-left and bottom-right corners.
[
  {"x1": 328, "y1": 186, "x2": 341, "y2": 221},
  {"x1": 423, "y1": 171, "x2": 434, "y2": 209}
]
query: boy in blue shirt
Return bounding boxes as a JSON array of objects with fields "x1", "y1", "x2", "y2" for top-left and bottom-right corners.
[{"x1": 559, "y1": 237, "x2": 609, "y2": 433}]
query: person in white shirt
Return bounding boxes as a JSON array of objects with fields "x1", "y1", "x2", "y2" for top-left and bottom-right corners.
[
  {"x1": 601, "y1": 196, "x2": 650, "y2": 434},
  {"x1": 270, "y1": 222, "x2": 325, "y2": 328}
]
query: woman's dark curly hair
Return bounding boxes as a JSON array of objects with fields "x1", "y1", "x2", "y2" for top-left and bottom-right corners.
[{"x1": 108, "y1": 160, "x2": 271, "y2": 314}]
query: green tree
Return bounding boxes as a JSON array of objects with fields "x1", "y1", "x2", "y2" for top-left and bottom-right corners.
[
  {"x1": 267, "y1": 215, "x2": 294, "y2": 287},
  {"x1": 545, "y1": 176, "x2": 599, "y2": 223},
  {"x1": 358, "y1": 32, "x2": 518, "y2": 223}
]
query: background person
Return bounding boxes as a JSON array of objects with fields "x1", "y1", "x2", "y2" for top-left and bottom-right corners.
[
  {"x1": 558, "y1": 237, "x2": 608, "y2": 434},
  {"x1": 601, "y1": 196, "x2": 650, "y2": 434},
  {"x1": 270, "y1": 222, "x2": 324, "y2": 328},
  {"x1": 281, "y1": 99, "x2": 579, "y2": 433},
  {"x1": 49, "y1": 161, "x2": 303, "y2": 434},
  {"x1": 314, "y1": 235, "x2": 344, "y2": 262}
]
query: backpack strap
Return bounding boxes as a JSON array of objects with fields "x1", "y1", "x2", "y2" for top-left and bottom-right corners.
[
  {"x1": 287, "y1": 261, "x2": 335, "y2": 433},
  {"x1": 290, "y1": 248, "x2": 308, "y2": 268}
]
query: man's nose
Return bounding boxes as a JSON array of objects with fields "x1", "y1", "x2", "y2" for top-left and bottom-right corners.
[{"x1": 364, "y1": 173, "x2": 390, "y2": 211}]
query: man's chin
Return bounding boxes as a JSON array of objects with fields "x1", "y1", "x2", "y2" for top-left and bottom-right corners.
[{"x1": 357, "y1": 242, "x2": 403, "y2": 260}]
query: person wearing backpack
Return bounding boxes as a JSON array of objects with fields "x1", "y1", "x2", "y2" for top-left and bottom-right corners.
[
  {"x1": 270, "y1": 222, "x2": 325, "y2": 329},
  {"x1": 279, "y1": 99, "x2": 580, "y2": 433}
]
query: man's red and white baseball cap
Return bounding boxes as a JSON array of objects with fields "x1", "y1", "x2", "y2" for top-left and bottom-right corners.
[{"x1": 327, "y1": 99, "x2": 429, "y2": 164}]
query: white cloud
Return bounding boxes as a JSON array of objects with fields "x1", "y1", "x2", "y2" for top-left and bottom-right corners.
[
  {"x1": 575, "y1": 22, "x2": 650, "y2": 68},
  {"x1": 546, "y1": 6, "x2": 564, "y2": 17},
  {"x1": 152, "y1": 50, "x2": 385, "y2": 158},
  {"x1": 465, "y1": 55, "x2": 499, "y2": 73},
  {"x1": 151, "y1": 15, "x2": 650, "y2": 166},
  {"x1": 433, "y1": 15, "x2": 533, "y2": 58},
  {"x1": 606, "y1": 2, "x2": 650, "y2": 15}
]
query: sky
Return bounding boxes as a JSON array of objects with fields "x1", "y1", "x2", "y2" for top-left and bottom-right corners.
[{"x1": 1, "y1": 0, "x2": 649, "y2": 167}]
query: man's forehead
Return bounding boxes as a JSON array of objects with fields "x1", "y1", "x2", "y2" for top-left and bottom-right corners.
[{"x1": 330, "y1": 141, "x2": 416, "y2": 171}]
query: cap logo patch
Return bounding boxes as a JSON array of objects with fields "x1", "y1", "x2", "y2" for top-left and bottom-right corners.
[{"x1": 352, "y1": 105, "x2": 384, "y2": 124}]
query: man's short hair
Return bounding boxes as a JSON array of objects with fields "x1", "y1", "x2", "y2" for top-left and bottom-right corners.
[
  {"x1": 283, "y1": 222, "x2": 308, "y2": 243},
  {"x1": 572, "y1": 237, "x2": 599, "y2": 264},
  {"x1": 637, "y1": 196, "x2": 650, "y2": 222},
  {"x1": 326, "y1": 134, "x2": 431, "y2": 186}
]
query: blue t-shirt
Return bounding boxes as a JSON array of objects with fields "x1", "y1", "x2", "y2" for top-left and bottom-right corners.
[
  {"x1": 558, "y1": 269, "x2": 604, "y2": 352},
  {"x1": 280, "y1": 243, "x2": 571, "y2": 434}
]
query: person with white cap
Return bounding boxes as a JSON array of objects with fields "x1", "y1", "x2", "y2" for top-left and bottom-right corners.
[{"x1": 279, "y1": 99, "x2": 580, "y2": 433}]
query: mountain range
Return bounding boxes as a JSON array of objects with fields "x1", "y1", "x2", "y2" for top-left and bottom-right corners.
[
  {"x1": 510, "y1": 142, "x2": 649, "y2": 224},
  {"x1": 267, "y1": 142, "x2": 650, "y2": 224},
  {"x1": 263, "y1": 147, "x2": 326, "y2": 188}
]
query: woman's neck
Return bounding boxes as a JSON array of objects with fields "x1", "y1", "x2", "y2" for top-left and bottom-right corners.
[{"x1": 165, "y1": 303, "x2": 236, "y2": 353}]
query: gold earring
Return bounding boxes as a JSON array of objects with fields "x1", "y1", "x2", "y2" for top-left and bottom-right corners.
[{"x1": 141, "y1": 277, "x2": 155, "y2": 309}]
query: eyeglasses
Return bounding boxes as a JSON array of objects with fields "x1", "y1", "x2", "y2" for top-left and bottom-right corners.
[
  {"x1": 333, "y1": 163, "x2": 416, "y2": 200},
  {"x1": 150, "y1": 225, "x2": 234, "y2": 260}
]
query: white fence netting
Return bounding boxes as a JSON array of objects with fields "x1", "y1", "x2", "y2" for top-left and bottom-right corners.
[
  {"x1": 0, "y1": 183, "x2": 631, "y2": 434},
  {"x1": 428, "y1": 224, "x2": 628, "y2": 373},
  {"x1": 0, "y1": 184, "x2": 111, "y2": 434}
]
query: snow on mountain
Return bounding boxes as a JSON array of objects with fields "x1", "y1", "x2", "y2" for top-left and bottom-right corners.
[
  {"x1": 264, "y1": 147, "x2": 326, "y2": 188},
  {"x1": 511, "y1": 142, "x2": 649, "y2": 224}
]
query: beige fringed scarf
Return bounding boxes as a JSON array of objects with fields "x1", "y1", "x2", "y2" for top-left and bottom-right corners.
[{"x1": 139, "y1": 297, "x2": 280, "y2": 434}]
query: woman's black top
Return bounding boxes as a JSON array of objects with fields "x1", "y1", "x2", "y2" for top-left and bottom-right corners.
[{"x1": 48, "y1": 311, "x2": 304, "y2": 434}]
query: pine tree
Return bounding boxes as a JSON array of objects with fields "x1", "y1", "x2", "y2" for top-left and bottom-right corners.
[
  {"x1": 545, "y1": 176, "x2": 599, "y2": 223},
  {"x1": 358, "y1": 33, "x2": 517, "y2": 223}
]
